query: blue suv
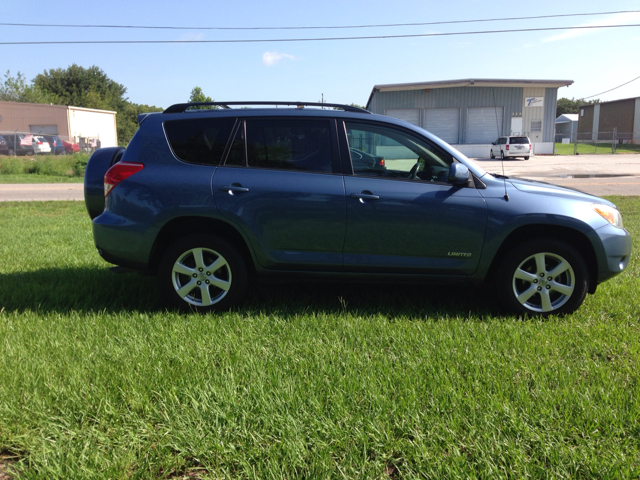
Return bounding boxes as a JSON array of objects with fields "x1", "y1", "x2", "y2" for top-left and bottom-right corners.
[{"x1": 84, "y1": 102, "x2": 632, "y2": 316}]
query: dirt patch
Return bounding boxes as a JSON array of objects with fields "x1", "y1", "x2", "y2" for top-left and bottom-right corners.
[{"x1": 0, "y1": 454, "x2": 17, "y2": 480}]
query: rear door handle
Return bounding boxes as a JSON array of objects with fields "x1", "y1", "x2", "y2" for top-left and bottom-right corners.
[
  {"x1": 220, "y1": 184, "x2": 250, "y2": 194},
  {"x1": 350, "y1": 192, "x2": 380, "y2": 201}
]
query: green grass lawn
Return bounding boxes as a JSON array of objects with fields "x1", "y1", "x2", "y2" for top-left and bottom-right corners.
[
  {"x1": 0, "y1": 153, "x2": 89, "y2": 183},
  {"x1": 0, "y1": 200, "x2": 639, "y2": 479},
  {"x1": 555, "y1": 142, "x2": 640, "y2": 155},
  {"x1": 0, "y1": 174, "x2": 84, "y2": 184}
]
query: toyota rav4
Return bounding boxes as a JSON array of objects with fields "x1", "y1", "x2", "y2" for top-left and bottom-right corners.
[{"x1": 84, "y1": 101, "x2": 632, "y2": 316}]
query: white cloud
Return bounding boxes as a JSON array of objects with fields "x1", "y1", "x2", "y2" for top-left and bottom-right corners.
[
  {"x1": 262, "y1": 51, "x2": 296, "y2": 66},
  {"x1": 542, "y1": 12, "x2": 640, "y2": 43}
]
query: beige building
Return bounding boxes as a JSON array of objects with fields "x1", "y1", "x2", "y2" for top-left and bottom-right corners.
[{"x1": 0, "y1": 101, "x2": 118, "y2": 147}]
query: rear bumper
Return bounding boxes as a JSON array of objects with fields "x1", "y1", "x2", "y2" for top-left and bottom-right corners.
[
  {"x1": 504, "y1": 149, "x2": 530, "y2": 157},
  {"x1": 92, "y1": 211, "x2": 156, "y2": 269}
]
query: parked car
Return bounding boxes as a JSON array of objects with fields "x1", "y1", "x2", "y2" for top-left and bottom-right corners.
[
  {"x1": 84, "y1": 101, "x2": 631, "y2": 316},
  {"x1": 0, "y1": 135, "x2": 8, "y2": 155},
  {"x1": 62, "y1": 139, "x2": 80, "y2": 154},
  {"x1": 490, "y1": 136, "x2": 531, "y2": 160},
  {"x1": 349, "y1": 148, "x2": 386, "y2": 173},
  {"x1": 32, "y1": 136, "x2": 52, "y2": 154},
  {"x1": 42, "y1": 135, "x2": 67, "y2": 155},
  {"x1": 4, "y1": 134, "x2": 35, "y2": 156}
]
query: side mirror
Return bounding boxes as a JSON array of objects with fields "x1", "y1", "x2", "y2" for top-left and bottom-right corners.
[
  {"x1": 448, "y1": 163, "x2": 470, "y2": 185},
  {"x1": 491, "y1": 142, "x2": 495, "y2": 145}
]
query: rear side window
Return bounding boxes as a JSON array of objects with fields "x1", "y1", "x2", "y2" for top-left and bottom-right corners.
[
  {"x1": 245, "y1": 119, "x2": 334, "y2": 173},
  {"x1": 509, "y1": 137, "x2": 529, "y2": 144},
  {"x1": 164, "y1": 117, "x2": 235, "y2": 165}
]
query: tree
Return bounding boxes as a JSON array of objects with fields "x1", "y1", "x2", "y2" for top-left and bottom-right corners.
[
  {"x1": 28, "y1": 64, "x2": 162, "y2": 145},
  {"x1": 556, "y1": 97, "x2": 599, "y2": 117},
  {"x1": 0, "y1": 70, "x2": 58, "y2": 104},
  {"x1": 188, "y1": 86, "x2": 217, "y2": 109},
  {"x1": 33, "y1": 64, "x2": 128, "y2": 112}
]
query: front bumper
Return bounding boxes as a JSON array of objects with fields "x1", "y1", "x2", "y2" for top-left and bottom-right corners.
[{"x1": 590, "y1": 223, "x2": 633, "y2": 283}]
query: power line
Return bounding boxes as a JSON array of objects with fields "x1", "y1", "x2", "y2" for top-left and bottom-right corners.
[
  {"x1": 0, "y1": 10, "x2": 637, "y2": 31},
  {"x1": 0, "y1": 23, "x2": 638, "y2": 45},
  {"x1": 583, "y1": 74, "x2": 640, "y2": 99}
]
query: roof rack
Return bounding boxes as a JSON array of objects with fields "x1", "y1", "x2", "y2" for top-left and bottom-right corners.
[{"x1": 163, "y1": 101, "x2": 370, "y2": 114}]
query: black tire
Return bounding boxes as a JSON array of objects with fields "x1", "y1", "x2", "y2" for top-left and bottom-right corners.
[
  {"x1": 159, "y1": 234, "x2": 248, "y2": 312},
  {"x1": 495, "y1": 238, "x2": 589, "y2": 317},
  {"x1": 7, "y1": 147, "x2": 15, "y2": 156},
  {"x1": 500, "y1": 151, "x2": 505, "y2": 160},
  {"x1": 524, "y1": 156, "x2": 529, "y2": 160},
  {"x1": 490, "y1": 150, "x2": 495, "y2": 159}
]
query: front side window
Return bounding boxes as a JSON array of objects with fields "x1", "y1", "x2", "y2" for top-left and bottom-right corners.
[
  {"x1": 345, "y1": 121, "x2": 453, "y2": 182},
  {"x1": 164, "y1": 117, "x2": 236, "y2": 165}
]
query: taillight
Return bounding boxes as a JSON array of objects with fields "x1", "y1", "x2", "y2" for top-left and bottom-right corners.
[
  {"x1": 379, "y1": 158, "x2": 385, "y2": 166},
  {"x1": 104, "y1": 162, "x2": 144, "y2": 197},
  {"x1": 506, "y1": 144, "x2": 509, "y2": 150},
  {"x1": 529, "y1": 144, "x2": 532, "y2": 150}
]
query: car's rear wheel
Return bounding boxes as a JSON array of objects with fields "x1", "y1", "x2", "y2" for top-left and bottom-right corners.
[
  {"x1": 524, "y1": 156, "x2": 529, "y2": 160},
  {"x1": 7, "y1": 147, "x2": 14, "y2": 156},
  {"x1": 500, "y1": 151, "x2": 505, "y2": 160},
  {"x1": 159, "y1": 234, "x2": 248, "y2": 312},
  {"x1": 495, "y1": 239, "x2": 589, "y2": 316}
]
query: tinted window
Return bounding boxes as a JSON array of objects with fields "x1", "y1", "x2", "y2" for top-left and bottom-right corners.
[
  {"x1": 225, "y1": 124, "x2": 246, "y2": 167},
  {"x1": 164, "y1": 117, "x2": 235, "y2": 165},
  {"x1": 345, "y1": 121, "x2": 453, "y2": 182},
  {"x1": 509, "y1": 137, "x2": 529, "y2": 144},
  {"x1": 499, "y1": 137, "x2": 507, "y2": 145},
  {"x1": 245, "y1": 119, "x2": 333, "y2": 173}
]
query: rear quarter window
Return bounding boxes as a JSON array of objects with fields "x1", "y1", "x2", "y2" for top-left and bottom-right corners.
[{"x1": 164, "y1": 117, "x2": 236, "y2": 165}]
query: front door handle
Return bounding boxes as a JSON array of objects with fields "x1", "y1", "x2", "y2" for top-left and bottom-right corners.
[
  {"x1": 350, "y1": 191, "x2": 380, "y2": 202},
  {"x1": 220, "y1": 184, "x2": 250, "y2": 195}
]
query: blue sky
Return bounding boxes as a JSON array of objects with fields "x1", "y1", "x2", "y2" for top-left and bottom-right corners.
[{"x1": 1, "y1": 0, "x2": 639, "y2": 109}]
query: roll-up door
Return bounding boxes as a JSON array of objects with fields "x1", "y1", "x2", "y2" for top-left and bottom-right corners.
[
  {"x1": 466, "y1": 107, "x2": 503, "y2": 144},
  {"x1": 385, "y1": 108, "x2": 420, "y2": 126},
  {"x1": 29, "y1": 125, "x2": 59, "y2": 135},
  {"x1": 423, "y1": 108, "x2": 460, "y2": 144}
]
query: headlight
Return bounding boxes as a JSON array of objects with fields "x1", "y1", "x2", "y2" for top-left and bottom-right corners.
[{"x1": 592, "y1": 204, "x2": 624, "y2": 229}]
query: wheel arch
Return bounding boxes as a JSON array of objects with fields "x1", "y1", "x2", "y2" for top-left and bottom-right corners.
[
  {"x1": 149, "y1": 216, "x2": 256, "y2": 275},
  {"x1": 486, "y1": 224, "x2": 598, "y2": 294}
]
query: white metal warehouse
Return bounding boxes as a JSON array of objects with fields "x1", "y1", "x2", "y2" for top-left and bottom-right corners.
[
  {"x1": 366, "y1": 78, "x2": 573, "y2": 157},
  {"x1": 0, "y1": 101, "x2": 118, "y2": 148}
]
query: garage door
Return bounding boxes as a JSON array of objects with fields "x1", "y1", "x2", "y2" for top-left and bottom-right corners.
[
  {"x1": 423, "y1": 108, "x2": 460, "y2": 144},
  {"x1": 466, "y1": 107, "x2": 503, "y2": 144},
  {"x1": 30, "y1": 125, "x2": 59, "y2": 135},
  {"x1": 385, "y1": 108, "x2": 420, "y2": 126}
]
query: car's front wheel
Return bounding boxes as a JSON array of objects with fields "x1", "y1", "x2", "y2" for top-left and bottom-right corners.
[
  {"x1": 495, "y1": 239, "x2": 589, "y2": 316},
  {"x1": 159, "y1": 234, "x2": 248, "y2": 312}
]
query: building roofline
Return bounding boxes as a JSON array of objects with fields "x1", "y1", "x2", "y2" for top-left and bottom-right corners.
[
  {"x1": 67, "y1": 105, "x2": 118, "y2": 115},
  {"x1": 366, "y1": 78, "x2": 574, "y2": 109},
  {"x1": 0, "y1": 100, "x2": 116, "y2": 115},
  {"x1": 579, "y1": 95, "x2": 640, "y2": 107}
]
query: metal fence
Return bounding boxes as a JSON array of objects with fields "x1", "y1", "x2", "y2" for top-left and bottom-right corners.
[
  {"x1": 0, "y1": 130, "x2": 101, "y2": 156},
  {"x1": 565, "y1": 130, "x2": 637, "y2": 154}
]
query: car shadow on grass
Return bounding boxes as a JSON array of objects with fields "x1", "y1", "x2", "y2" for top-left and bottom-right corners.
[{"x1": 0, "y1": 267, "x2": 498, "y2": 319}]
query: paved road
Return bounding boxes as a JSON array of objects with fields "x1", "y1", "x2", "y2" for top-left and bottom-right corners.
[
  {"x1": 0, "y1": 183, "x2": 84, "y2": 201},
  {"x1": 474, "y1": 153, "x2": 640, "y2": 196},
  {"x1": 1, "y1": 154, "x2": 639, "y2": 201}
]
